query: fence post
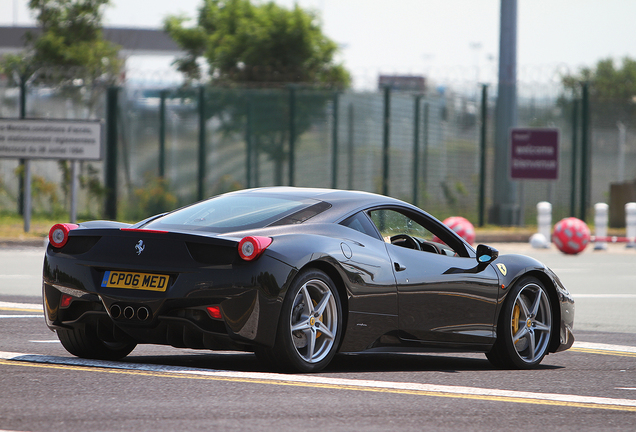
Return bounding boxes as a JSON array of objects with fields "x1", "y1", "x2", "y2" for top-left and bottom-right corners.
[
  {"x1": 412, "y1": 95, "x2": 422, "y2": 206},
  {"x1": 104, "y1": 86, "x2": 119, "y2": 220},
  {"x1": 18, "y1": 77, "x2": 27, "y2": 215},
  {"x1": 331, "y1": 91, "x2": 339, "y2": 189},
  {"x1": 288, "y1": 86, "x2": 296, "y2": 187},
  {"x1": 347, "y1": 103, "x2": 354, "y2": 190},
  {"x1": 570, "y1": 98, "x2": 578, "y2": 216},
  {"x1": 579, "y1": 82, "x2": 590, "y2": 222},
  {"x1": 422, "y1": 102, "x2": 429, "y2": 194},
  {"x1": 478, "y1": 84, "x2": 488, "y2": 227},
  {"x1": 246, "y1": 93, "x2": 253, "y2": 188},
  {"x1": 23, "y1": 160, "x2": 31, "y2": 232},
  {"x1": 158, "y1": 90, "x2": 167, "y2": 178},
  {"x1": 382, "y1": 86, "x2": 391, "y2": 196},
  {"x1": 197, "y1": 86, "x2": 206, "y2": 201}
]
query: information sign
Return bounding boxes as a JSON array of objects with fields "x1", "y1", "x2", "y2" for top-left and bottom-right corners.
[
  {"x1": 510, "y1": 128, "x2": 559, "y2": 180},
  {"x1": 0, "y1": 119, "x2": 103, "y2": 160}
]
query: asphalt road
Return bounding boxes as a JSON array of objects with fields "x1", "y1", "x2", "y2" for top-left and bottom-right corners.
[{"x1": 1, "y1": 243, "x2": 635, "y2": 431}]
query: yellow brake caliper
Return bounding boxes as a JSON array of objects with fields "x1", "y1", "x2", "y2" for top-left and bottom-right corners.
[
  {"x1": 512, "y1": 303, "x2": 520, "y2": 343},
  {"x1": 313, "y1": 299, "x2": 323, "y2": 338}
]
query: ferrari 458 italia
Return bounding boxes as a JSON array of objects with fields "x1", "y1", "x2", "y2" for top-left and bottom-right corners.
[{"x1": 43, "y1": 187, "x2": 574, "y2": 372}]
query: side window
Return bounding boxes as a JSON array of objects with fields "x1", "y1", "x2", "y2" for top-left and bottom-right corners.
[
  {"x1": 369, "y1": 209, "x2": 433, "y2": 242},
  {"x1": 368, "y1": 208, "x2": 465, "y2": 257},
  {"x1": 340, "y1": 212, "x2": 382, "y2": 240}
]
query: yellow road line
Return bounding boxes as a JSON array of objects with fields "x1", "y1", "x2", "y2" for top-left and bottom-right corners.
[
  {"x1": 1, "y1": 358, "x2": 635, "y2": 412},
  {"x1": 0, "y1": 307, "x2": 44, "y2": 313},
  {"x1": 569, "y1": 347, "x2": 636, "y2": 358}
]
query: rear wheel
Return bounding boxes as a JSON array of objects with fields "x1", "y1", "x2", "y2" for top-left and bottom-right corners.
[
  {"x1": 264, "y1": 269, "x2": 343, "y2": 373},
  {"x1": 57, "y1": 325, "x2": 136, "y2": 360},
  {"x1": 487, "y1": 276, "x2": 553, "y2": 369}
]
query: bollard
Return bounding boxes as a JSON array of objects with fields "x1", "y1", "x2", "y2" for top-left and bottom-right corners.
[
  {"x1": 626, "y1": 202, "x2": 636, "y2": 248},
  {"x1": 532, "y1": 201, "x2": 551, "y2": 248},
  {"x1": 593, "y1": 203, "x2": 608, "y2": 250}
]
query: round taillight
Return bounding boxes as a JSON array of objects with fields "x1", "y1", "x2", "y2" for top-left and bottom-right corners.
[
  {"x1": 238, "y1": 236, "x2": 272, "y2": 261},
  {"x1": 48, "y1": 223, "x2": 79, "y2": 248}
]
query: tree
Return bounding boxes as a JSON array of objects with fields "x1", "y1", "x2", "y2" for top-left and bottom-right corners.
[
  {"x1": 164, "y1": 0, "x2": 351, "y2": 186},
  {"x1": 562, "y1": 57, "x2": 636, "y2": 126},
  {"x1": 0, "y1": 0, "x2": 120, "y2": 216},
  {"x1": 164, "y1": 0, "x2": 350, "y2": 87},
  {"x1": 0, "y1": 0, "x2": 121, "y2": 107}
]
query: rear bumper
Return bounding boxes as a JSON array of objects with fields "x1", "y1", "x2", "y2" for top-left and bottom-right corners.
[{"x1": 43, "y1": 248, "x2": 295, "y2": 349}]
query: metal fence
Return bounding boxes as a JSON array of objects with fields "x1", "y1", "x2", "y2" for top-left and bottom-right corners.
[{"x1": 1, "y1": 78, "x2": 635, "y2": 227}]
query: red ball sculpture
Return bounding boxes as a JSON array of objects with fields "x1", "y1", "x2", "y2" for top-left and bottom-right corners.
[
  {"x1": 552, "y1": 217, "x2": 590, "y2": 254},
  {"x1": 441, "y1": 216, "x2": 475, "y2": 245}
]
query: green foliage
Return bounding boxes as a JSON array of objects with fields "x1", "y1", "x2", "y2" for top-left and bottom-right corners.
[
  {"x1": 130, "y1": 174, "x2": 178, "y2": 220},
  {"x1": 0, "y1": 0, "x2": 121, "y2": 90},
  {"x1": 209, "y1": 174, "x2": 244, "y2": 196},
  {"x1": 562, "y1": 57, "x2": 636, "y2": 101},
  {"x1": 56, "y1": 161, "x2": 106, "y2": 218},
  {"x1": 164, "y1": 0, "x2": 350, "y2": 87},
  {"x1": 80, "y1": 163, "x2": 106, "y2": 214},
  {"x1": 561, "y1": 57, "x2": 636, "y2": 126},
  {"x1": 12, "y1": 165, "x2": 66, "y2": 217},
  {"x1": 164, "y1": 1, "x2": 351, "y2": 186}
]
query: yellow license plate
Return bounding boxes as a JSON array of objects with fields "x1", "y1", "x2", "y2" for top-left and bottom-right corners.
[{"x1": 101, "y1": 271, "x2": 169, "y2": 292}]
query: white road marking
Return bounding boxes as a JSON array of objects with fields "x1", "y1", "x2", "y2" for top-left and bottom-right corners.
[
  {"x1": 29, "y1": 340, "x2": 59, "y2": 343},
  {"x1": 572, "y1": 294, "x2": 636, "y2": 299},
  {"x1": 0, "y1": 350, "x2": 635, "y2": 410},
  {"x1": 0, "y1": 301, "x2": 43, "y2": 310},
  {"x1": 573, "y1": 342, "x2": 636, "y2": 354},
  {"x1": 0, "y1": 315, "x2": 43, "y2": 318}
]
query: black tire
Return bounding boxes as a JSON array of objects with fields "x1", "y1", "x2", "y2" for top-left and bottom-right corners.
[
  {"x1": 254, "y1": 346, "x2": 278, "y2": 370},
  {"x1": 487, "y1": 276, "x2": 553, "y2": 369},
  {"x1": 57, "y1": 325, "x2": 136, "y2": 360},
  {"x1": 265, "y1": 269, "x2": 343, "y2": 373}
]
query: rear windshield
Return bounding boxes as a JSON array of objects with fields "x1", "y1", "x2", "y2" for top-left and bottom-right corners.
[{"x1": 143, "y1": 194, "x2": 327, "y2": 233}]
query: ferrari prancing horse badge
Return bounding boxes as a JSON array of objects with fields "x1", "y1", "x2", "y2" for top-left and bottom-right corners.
[{"x1": 496, "y1": 263, "x2": 507, "y2": 276}]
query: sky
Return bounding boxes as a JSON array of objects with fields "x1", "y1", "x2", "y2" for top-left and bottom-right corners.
[{"x1": 2, "y1": 0, "x2": 636, "y2": 89}]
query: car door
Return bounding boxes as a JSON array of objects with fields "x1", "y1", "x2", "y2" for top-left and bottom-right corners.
[{"x1": 367, "y1": 208, "x2": 500, "y2": 346}]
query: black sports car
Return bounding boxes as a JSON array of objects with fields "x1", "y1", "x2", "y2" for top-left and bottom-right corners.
[{"x1": 43, "y1": 187, "x2": 574, "y2": 372}]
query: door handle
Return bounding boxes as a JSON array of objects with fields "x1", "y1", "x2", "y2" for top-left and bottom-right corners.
[{"x1": 394, "y1": 262, "x2": 406, "y2": 272}]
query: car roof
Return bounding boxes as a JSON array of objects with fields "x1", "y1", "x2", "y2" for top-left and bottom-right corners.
[{"x1": 228, "y1": 187, "x2": 411, "y2": 220}]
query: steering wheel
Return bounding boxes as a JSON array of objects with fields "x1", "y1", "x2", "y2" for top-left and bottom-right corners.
[{"x1": 390, "y1": 234, "x2": 422, "y2": 251}]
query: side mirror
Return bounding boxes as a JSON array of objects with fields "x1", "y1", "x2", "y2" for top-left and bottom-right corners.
[{"x1": 476, "y1": 244, "x2": 499, "y2": 264}]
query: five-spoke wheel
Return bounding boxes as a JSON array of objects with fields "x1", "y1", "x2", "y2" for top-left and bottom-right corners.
[
  {"x1": 487, "y1": 276, "x2": 553, "y2": 369},
  {"x1": 264, "y1": 269, "x2": 342, "y2": 372}
]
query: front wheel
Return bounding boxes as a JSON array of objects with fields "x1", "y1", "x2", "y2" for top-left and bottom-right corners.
[
  {"x1": 57, "y1": 325, "x2": 136, "y2": 360},
  {"x1": 487, "y1": 276, "x2": 553, "y2": 369},
  {"x1": 266, "y1": 269, "x2": 343, "y2": 373}
]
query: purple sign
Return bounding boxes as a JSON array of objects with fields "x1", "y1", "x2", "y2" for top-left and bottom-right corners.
[{"x1": 510, "y1": 128, "x2": 559, "y2": 180}]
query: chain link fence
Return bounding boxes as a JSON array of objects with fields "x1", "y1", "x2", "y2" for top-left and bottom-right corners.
[{"x1": 1, "y1": 73, "x2": 635, "y2": 227}]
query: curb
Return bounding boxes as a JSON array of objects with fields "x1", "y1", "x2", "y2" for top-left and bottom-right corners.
[{"x1": 0, "y1": 238, "x2": 47, "y2": 248}]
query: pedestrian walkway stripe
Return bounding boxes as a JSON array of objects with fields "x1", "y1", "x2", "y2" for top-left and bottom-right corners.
[
  {"x1": 0, "y1": 351, "x2": 635, "y2": 412},
  {"x1": 570, "y1": 342, "x2": 636, "y2": 358},
  {"x1": 0, "y1": 301, "x2": 43, "y2": 313}
]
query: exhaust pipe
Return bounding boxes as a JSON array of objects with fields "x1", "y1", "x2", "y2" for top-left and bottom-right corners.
[
  {"x1": 111, "y1": 304, "x2": 151, "y2": 321},
  {"x1": 137, "y1": 307, "x2": 150, "y2": 321}
]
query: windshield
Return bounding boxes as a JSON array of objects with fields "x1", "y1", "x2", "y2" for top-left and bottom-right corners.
[{"x1": 143, "y1": 194, "x2": 324, "y2": 233}]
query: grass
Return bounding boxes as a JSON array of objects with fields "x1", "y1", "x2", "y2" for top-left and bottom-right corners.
[{"x1": 0, "y1": 213, "x2": 63, "y2": 239}]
